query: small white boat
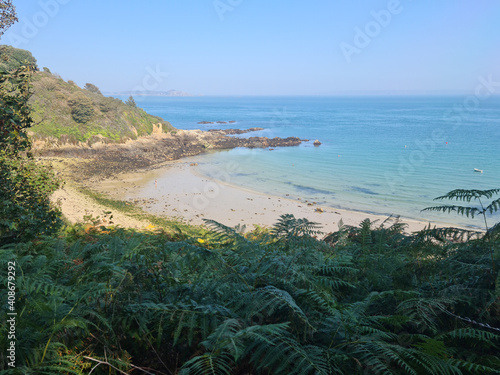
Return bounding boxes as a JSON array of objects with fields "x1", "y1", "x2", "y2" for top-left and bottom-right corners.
[{"x1": 474, "y1": 168, "x2": 483, "y2": 173}]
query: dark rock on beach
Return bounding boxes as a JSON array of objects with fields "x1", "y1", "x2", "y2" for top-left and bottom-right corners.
[
  {"x1": 35, "y1": 127, "x2": 303, "y2": 177},
  {"x1": 208, "y1": 128, "x2": 264, "y2": 135}
]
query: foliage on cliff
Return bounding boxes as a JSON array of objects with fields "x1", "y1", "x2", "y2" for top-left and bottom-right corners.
[
  {"x1": 0, "y1": 43, "x2": 174, "y2": 144},
  {"x1": 28, "y1": 69, "x2": 175, "y2": 143},
  {"x1": 0, "y1": 65, "x2": 62, "y2": 245},
  {"x1": 0, "y1": 45, "x2": 37, "y2": 72}
]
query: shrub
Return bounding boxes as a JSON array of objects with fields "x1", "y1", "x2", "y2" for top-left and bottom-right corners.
[
  {"x1": 98, "y1": 98, "x2": 117, "y2": 113},
  {"x1": 68, "y1": 94, "x2": 94, "y2": 123},
  {"x1": 84, "y1": 82, "x2": 102, "y2": 95},
  {"x1": 0, "y1": 45, "x2": 38, "y2": 72},
  {"x1": 0, "y1": 155, "x2": 62, "y2": 245},
  {"x1": 125, "y1": 95, "x2": 136, "y2": 107},
  {"x1": 0, "y1": 66, "x2": 62, "y2": 245}
]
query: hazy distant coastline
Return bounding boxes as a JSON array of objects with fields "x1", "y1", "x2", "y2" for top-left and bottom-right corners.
[{"x1": 105, "y1": 89, "x2": 197, "y2": 97}]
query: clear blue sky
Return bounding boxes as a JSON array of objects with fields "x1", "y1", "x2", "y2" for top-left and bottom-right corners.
[{"x1": 2, "y1": 0, "x2": 500, "y2": 95}]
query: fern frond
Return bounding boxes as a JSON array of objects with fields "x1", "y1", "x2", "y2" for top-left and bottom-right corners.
[
  {"x1": 252, "y1": 337, "x2": 329, "y2": 375},
  {"x1": 203, "y1": 218, "x2": 249, "y2": 246},
  {"x1": 447, "y1": 358, "x2": 500, "y2": 374},
  {"x1": 200, "y1": 318, "x2": 242, "y2": 350},
  {"x1": 485, "y1": 197, "x2": 500, "y2": 215},
  {"x1": 437, "y1": 328, "x2": 500, "y2": 343},
  {"x1": 180, "y1": 353, "x2": 234, "y2": 375},
  {"x1": 433, "y1": 189, "x2": 500, "y2": 202},
  {"x1": 250, "y1": 286, "x2": 313, "y2": 330},
  {"x1": 272, "y1": 214, "x2": 323, "y2": 238},
  {"x1": 415, "y1": 226, "x2": 482, "y2": 242},
  {"x1": 422, "y1": 205, "x2": 482, "y2": 219},
  {"x1": 486, "y1": 221, "x2": 500, "y2": 239},
  {"x1": 397, "y1": 297, "x2": 454, "y2": 333},
  {"x1": 359, "y1": 218, "x2": 373, "y2": 250}
]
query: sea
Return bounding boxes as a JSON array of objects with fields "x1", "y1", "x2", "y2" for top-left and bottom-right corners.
[{"x1": 119, "y1": 95, "x2": 500, "y2": 229}]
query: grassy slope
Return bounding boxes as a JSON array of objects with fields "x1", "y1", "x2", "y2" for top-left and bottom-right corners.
[{"x1": 29, "y1": 71, "x2": 175, "y2": 143}]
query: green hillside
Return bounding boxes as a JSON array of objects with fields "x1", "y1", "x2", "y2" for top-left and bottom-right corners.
[
  {"x1": 29, "y1": 71, "x2": 174, "y2": 143},
  {"x1": 1, "y1": 45, "x2": 174, "y2": 143}
]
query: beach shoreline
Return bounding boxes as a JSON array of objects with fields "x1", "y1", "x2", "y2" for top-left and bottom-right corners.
[{"x1": 83, "y1": 157, "x2": 468, "y2": 234}]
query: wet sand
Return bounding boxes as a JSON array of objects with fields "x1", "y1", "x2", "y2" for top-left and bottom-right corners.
[{"x1": 92, "y1": 159, "x2": 460, "y2": 234}]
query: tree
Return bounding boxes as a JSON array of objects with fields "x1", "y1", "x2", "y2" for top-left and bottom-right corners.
[
  {"x1": 0, "y1": 0, "x2": 16, "y2": 37},
  {"x1": 0, "y1": 45, "x2": 38, "y2": 72},
  {"x1": 125, "y1": 95, "x2": 137, "y2": 107},
  {"x1": 0, "y1": 0, "x2": 61, "y2": 245},
  {"x1": 0, "y1": 66, "x2": 62, "y2": 245},
  {"x1": 68, "y1": 94, "x2": 95, "y2": 123},
  {"x1": 84, "y1": 82, "x2": 102, "y2": 95},
  {"x1": 0, "y1": 65, "x2": 32, "y2": 152}
]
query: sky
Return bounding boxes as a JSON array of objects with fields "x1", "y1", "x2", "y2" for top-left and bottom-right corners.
[{"x1": 1, "y1": 0, "x2": 500, "y2": 96}]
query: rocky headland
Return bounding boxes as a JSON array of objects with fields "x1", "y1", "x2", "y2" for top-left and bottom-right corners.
[{"x1": 34, "y1": 127, "x2": 302, "y2": 180}]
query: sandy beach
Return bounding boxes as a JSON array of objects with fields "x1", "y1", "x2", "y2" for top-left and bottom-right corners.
[
  {"x1": 83, "y1": 157, "x2": 462, "y2": 234},
  {"x1": 51, "y1": 184, "x2": 151, "y2": 229}
]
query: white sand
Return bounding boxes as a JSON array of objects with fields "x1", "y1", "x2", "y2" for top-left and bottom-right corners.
[
  {"x1": 51, "y1": 183, "x2": 151, "y2": 229},
  {"x1": 90, "y1": 160, "x2": 460, "y2": 234}
]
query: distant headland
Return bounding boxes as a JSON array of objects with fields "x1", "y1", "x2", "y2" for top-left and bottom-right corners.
[{"x1": 105, "y1": 89, "x2": 196, "y2": 97}]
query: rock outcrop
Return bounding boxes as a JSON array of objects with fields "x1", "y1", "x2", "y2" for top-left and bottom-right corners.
[
  {"x1": 35, "y1": 128, "x2": 303, "y2": 172},
  {"x1": 208, "y1": 128, "x2": 263, "y2": 134}
]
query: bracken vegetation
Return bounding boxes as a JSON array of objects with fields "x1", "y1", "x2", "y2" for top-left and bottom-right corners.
[{"x1": 0, "y1": 212, "x2": 499, "y2": 374}]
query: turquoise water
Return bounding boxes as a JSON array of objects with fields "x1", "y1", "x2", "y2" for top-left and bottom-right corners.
[{"x1": 125, "y1": 95, "x2": 500, "y2": 228}]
